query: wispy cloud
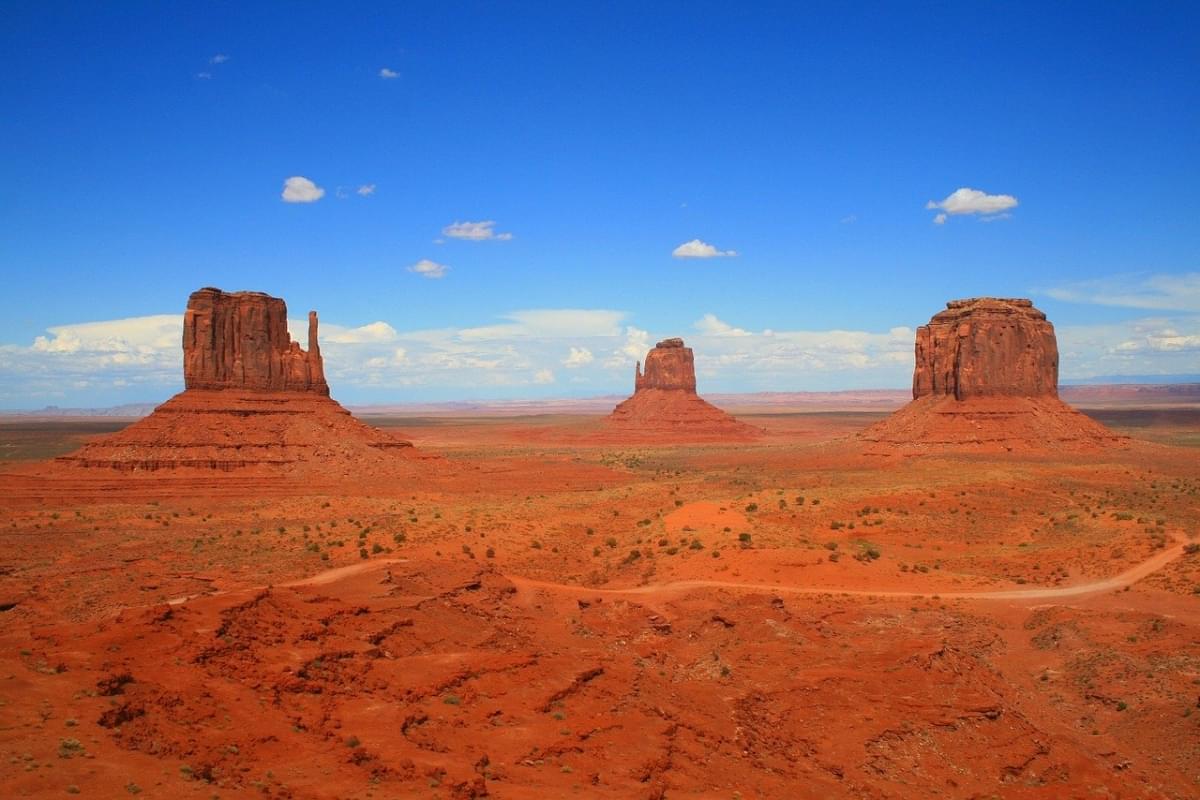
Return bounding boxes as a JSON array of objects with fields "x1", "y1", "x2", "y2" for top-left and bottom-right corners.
[
  {"x1": 694, "y1": 314, "x2": 750, "y2": 337},
  {"x1": 409, "y1": 259, "x2": 448, "y2": 279},
  {"x1": 9, "y1": 298, "x2": 1199, "y2": 406},
  {"x1": 195, "y1": 72, "x2": 212, "y2": 80},
  {"x1": 356, "y1": 184, "x2": 376, "y2": 197},
  {"x1": 1043, "y1": 272, "x2": 1200, "y2": 312},
  {"x1": 672, "y1": 239, "x2": 737, "y2": 258},
  {"x1": 320, "y1": 321, "x2": 399, "y2": 344},
  {"x1": 210, "y1": 54, "x2": 230, "y2": 65},
  {"x1": 926, "y1": 187, "x2": 1018, "y2": 224},
  {"x1": 379, "y1": 67, "x2": 399, "y2": 79},
  {"x1": 281, "y1": 176, "x2": 325, "y2": 203},
  {"x1": 442, "y1": 220, "x2": 513, "y2": 241},
  {"x1": 562, "y1": 347, "x2": 595, "y2": 368}
]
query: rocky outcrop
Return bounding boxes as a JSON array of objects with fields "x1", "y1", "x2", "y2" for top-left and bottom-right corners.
[
  {"x1": 861, "y1": 298, "x2": 1124, "y2": 454},
  {"x1": 635, "y1": 338, "x2": 697, "y2": 393},
  {"x1": 912, "y1": 298, "x2": 1057, "y2": 400},
  {"x1": 183, "y1": 288, "x2": 328, "y2": 394},
  {"x1": 59, "y1": 287, "x2": 418, "y2": 472},
  {"x1": 608, "y1": 338, "x2": 758, "y2": 441}
]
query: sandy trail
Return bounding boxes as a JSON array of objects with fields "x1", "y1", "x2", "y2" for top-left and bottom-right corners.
[
  {"x1": 165, "y1": 558, "x2": 410, "y2": 605},
  {"x1": 162, "y1": 537, "x2": 1189, "y2": 609},
  {"x1": 510, "y1": 537, "x2": 1191, "y2": 603}
]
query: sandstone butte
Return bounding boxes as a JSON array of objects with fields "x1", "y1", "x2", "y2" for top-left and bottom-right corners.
[
  {"x1": 58, "y1": 287, "x2": 417, "y2": 473},
  {"x1": 607, "y1": 338, "x2": 759, "y2": 440},
  {"x1": 860, "y1": 297, "x2": 1125, "y2": 453}
]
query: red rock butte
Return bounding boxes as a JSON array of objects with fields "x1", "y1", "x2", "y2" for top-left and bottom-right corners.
[
  {"x1": 607, "y1": 338, "x2": 759, "y2": 440},
  {"x1": 184, "y1": 288, "x2": 329, "y2": 394},
  {"x1": 861, "y1": 298, "x2": 1124, "y2": 453},
  {"x1": 58, "y1": 288, "x2": 417, "y2": 473}
]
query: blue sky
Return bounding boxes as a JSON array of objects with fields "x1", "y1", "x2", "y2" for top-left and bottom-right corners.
[{"x1": 1, "y1": 2, "x2": 1197, "y2": 407}]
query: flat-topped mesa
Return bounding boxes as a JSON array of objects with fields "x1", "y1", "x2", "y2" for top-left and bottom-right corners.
[
  {"x1": 183, "y1": 288, "x2": 329, "y2": 395},
  {"x1": 860, "y1": 296, "x2": 1125, "y2": 453},
  {"x1": 912, "y1": 297, "x2": 1058, "y2": 400},
  {"x1": 634, "y1": 338, "x2": 697, "y2": 393}
]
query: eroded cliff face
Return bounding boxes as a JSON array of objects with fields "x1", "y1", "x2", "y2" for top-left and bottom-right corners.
[
  {"x1": 635, "y1": 338, "x2": 698, "y2": 393},
  {"x1": 183, "y1": 288, "x2": 328, "y2": 394},
  {"x1": 912, "y1": 298, "x2": 1058, "y2": 401}
]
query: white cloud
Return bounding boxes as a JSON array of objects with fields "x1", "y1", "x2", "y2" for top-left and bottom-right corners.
[
  {"x1": 210, "y1": 54, "x2": 230, "y2": 64},
  {"x1": 672, "y1": 239, "x2": 737, "y2": 258},
  {"x1": 31, "y1": 315, "x2": 182, "y2": 355},
  {"x1": 379, "y1": 68, "x2": 399, "y2": 79},
  {"x1": 1042, "y1": 272, "x2": 1200, "y2": 313},
  {"x1": 1057, "y1": 315, "x2": 1200, "y2": 377},
  {"x1": 409, "y1": 259, "x2": 448, "y2": 279},
  {"x1": 356, "y1": 184, "x2": 376, "y2": 196},
  {"x1": 840, "y1": 214, "x2": 857, "y2": 224},
  {"x1": 562, "y1": 347, "x2": 594, "y2": 368},
  {"x1": 320, "y1": 321, "x2": 399, "y2": 344},
  {"x1": 460, "y1": 310, "x2": 625, "y2": 342},
  {"x1": 195, "y1": 72, "x2": 212, "y2": 80},
  {"x1": 281, "y1": 176, "x2": 325, "y2": 203},
  {"x1": 695, "y1": 314, "x2": 750, "y2": 337},
  {"x1": 603, "y1": 326, "x2": 651, "y2": 368},
  {"x1": 442, "y1": 220, "x2": 513, "y2": 241},
  {"x1": 926, "y1": 187, "x2": 1018, "y2": 223},
  {"x1": 8, "y1": 302, "x2": 1198, "y2": 407}
]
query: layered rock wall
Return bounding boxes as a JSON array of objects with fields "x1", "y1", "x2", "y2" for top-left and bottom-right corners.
[
  {"x1": 635, "y1": 338, "x2": 697, "y2": 393},
  {"x1": 183, "y1": 288, "x2": 328, "y2": 394},
  {"x1": 912, "y1": 298, "x2": 1058, "y2": 400}
]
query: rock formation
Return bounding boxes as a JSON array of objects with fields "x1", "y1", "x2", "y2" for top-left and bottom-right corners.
[
  {"x1": 635, "y1": 338, "x2": 697, "y2": 392},
  {"x1": 59, "y1": 288, "x2": 418, "y2": 473},
  {"x1": 912, "y1": 298, "x2": 1057, "y2": 400},
  {"x1": 861, "y1": 298, "x2": 1124, "y2": 453},
  {"x1": 183, "y1": 288, "x2": 328, "y2": 394},
  {"x1": 607, "y1": 338, "x2": 759, "y2": 440}
]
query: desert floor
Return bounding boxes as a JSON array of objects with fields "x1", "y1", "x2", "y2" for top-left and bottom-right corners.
[{"x1": 1, "y1": 407, "x2": 1198, "y2": 799}]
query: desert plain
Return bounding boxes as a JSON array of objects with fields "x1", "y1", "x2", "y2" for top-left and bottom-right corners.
[
  {"x1": 0, "y1": 293, "x2": 1198, "y2": 800},
  {"x1": 1, "y1": 401, "x2": 1198, "y2": 800}
]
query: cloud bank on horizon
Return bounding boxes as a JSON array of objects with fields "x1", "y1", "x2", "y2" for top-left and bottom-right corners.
[{"x1": 3, "y1": 272, "x2": 1197, "y2": 408}]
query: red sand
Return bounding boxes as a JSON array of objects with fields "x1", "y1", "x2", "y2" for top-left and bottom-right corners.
[{"x1": 2, "y1": 409, "x2": 1198, "y2": 799}]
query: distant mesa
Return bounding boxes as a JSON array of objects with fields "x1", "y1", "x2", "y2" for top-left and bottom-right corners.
[
  {"x1": 860, "y1": 297, "x2": 1125, "y2": 453},
  {"x1": 58, "y1": 287, "x2": 417, "y2": 472},
  {"x1": 607, "y1": 338, "x2": 759, "y2": 440}
]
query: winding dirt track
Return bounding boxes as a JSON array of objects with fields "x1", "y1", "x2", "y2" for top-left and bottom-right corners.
[
  {"x1": 510, "y1": 536, "x2": 1188, "y2": 602},
  {"x1": 172, "y1": 535, "x2": 1190, "y2": 608}
]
